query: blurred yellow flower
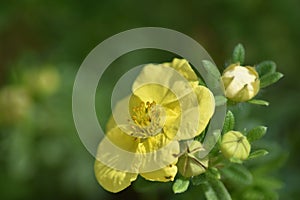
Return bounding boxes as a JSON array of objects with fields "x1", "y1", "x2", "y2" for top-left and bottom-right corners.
[
  {"x1": 94, "y1": 58, "x2": 215, "y2": 193},
  {"x1": 23, "y1": 66, "x2": 60, "y2": 97},
  {"x1": 0, "y1": 86, "x2": 32, "y2": 125}
]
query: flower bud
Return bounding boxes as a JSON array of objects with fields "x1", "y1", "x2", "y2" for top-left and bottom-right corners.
[
  {"x1": 24, "y1": 66, "x2": 60, "y2": 97},
  {"x1": 221, "y1": 64, "x2": 260, "y2": 102},
  {"x1": 177, "y1": 141, "x2": 208, "y2": 178},
  {"x1": 221, "y1": 131, "x2": 251, "y2": 160},
  {"x1": 0, "y1": 86, "x2": 32, "y2": 124}
]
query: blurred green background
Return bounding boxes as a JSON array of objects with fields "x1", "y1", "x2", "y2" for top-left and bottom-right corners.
[{"x1": 0, "y1": 0, "x2": 299, "y2": 199}]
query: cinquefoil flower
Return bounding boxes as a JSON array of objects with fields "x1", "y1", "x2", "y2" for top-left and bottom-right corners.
[{"x1": 94, "y1": 59, "x2": 215, "y2": 193}]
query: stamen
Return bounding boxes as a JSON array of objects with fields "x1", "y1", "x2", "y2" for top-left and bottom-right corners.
[{"x1": 128, "y1": 101, "x2": 165, "y2": 138}]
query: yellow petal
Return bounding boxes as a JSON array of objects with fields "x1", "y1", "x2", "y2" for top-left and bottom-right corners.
[
  {"x1": 132, "y1": 64, "x2": 176, "y2": 104},
  {"x1": 175, "y1": 85, "x2": 215, "y2": 140},
  {"x1": 132, "y1": 83, "x2": 176, "y2": 105},
  {"x1": 163, "y1": 58, "x2": 198, "y2": 82},
  {"x1": 195, "y1": 85, "x2": 215, "y2": 135},
  {"x1": 140, "y1": 163, "x2": 178, "y2": 182},
  {"x1": 96, "y1": 127, "x2": 142, "y2": 173},
  {"x1": 138, "y1": 132, "x2": 179, "y2": 154},
  {"x1": 137, "y1": 134, "x2": 179, "y2": 173},
  {"x1": 94, "y1": 160, "x2": 138, "y2": 193},
  {"x1": 132, "y1": 64, "x2": 194, "y2": 105},
  {"x1": 109, "y1": 94, "x2": 143, "y2": 132},
  {"x1": 106, "y1": 126, "x2": 139, "y2": 152},
  {"x1": 163, "y1": 107, "x2": 181, "y2": 139}
]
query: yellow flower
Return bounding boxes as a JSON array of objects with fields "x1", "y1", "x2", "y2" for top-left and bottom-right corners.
[
  {"x1": 220, "y1": 131, "x2": 251, "y2": 160},
  {"x1": 221, "y1": 64, "x2": 260, "y2": 102},
  {"x1": 94, "y1": 58, "x2": 215, "y2": 193}
]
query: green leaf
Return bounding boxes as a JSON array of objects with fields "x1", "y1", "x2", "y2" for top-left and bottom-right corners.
[
  {"x1": 172, "y1": 177, "x2": 190, "y2": 194},
  {"x1": 194, "y1": 129, "x2": 206, "y2": 142},
  {"x1": 255, "y1": 176, "x2": 283, "y2": 190},
  {"x1": 202, "y1": 60, "x2": 221, "y2": 79},
  {"x1": 246, "y1": 126, "x2": 267, "y2": 142},
  {"x1": 247, "y1": 99, "x2": 269, "y2": 106},
  {"x1": 248, "y1": 149, "x2": 269, "y2": 159},
  {"x1": 191, "y1": 174, "x2": 206, "y2": 186},
  {"x1": 203, "y1": 178, "x2": 232, "y2": 200},
  {"x1": 202, "y1": 182, "x2": 219, "y2": 200},
  {"x1": 222, "y1": 110, "x2": 235, "y2": 134},
  {"x1": 198, "y1": 77, "x2": 206, "y2": 86},
  {"x1": 206, "y1": 167, "x2": 221, "y2": 180},
  {"x1": 229, "y1": 157, "x2": 243, "y2": 164},
  {"x1": 256, "y1": 61, "x2": 276, "y2": 77},
  {"x1": 260, "y1": 72, "x2": 284, "y2": 88},
  {"x1": 215, "y1": 95, "x2": 227, "y2": 107},
  {"x1": 220, "y1": 163, "x2": 253, "y2": 186},
  {"x1": 241, "y1": 186, "x2": 278, "y2": 200},
  {"x1": 232, "y1": 43, "x2": 245, "y2": 65},
  {"x1": 252, "y1": 143, "x2": 288, "y2": 174}
]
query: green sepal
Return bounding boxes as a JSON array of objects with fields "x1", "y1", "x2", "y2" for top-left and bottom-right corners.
[{"x1": 177, "y1": 141, "x2": 208, "y2": 178}]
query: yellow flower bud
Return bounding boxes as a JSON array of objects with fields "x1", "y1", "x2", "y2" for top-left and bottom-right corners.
[
  {"x1": 177, "y1": 141, "x2": 208, "y2": 178},
  {"x1": 24, "y1": 67, "x2": 60, "y2": 97},
  {"x1": 221, "y1": 64, "x2": 260, "y2": 102},
  {"x1": 0, "y1": 86, "x2": 32, "y2": 124},
  {"x1": 221, "y1": 131, "x2": 251, "y2": 160}
]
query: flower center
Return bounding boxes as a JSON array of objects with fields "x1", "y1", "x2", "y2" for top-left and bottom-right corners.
[
  {"x1": 132, "y1": 101, "x2": 156, "y2": 127},
  {"x1": 128, "y1": 101, "x2": 165, "y2": 138}
]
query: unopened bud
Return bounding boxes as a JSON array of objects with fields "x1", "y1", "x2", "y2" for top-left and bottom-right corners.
[
  {"x1": 221, "y1": 64, "x2": 260, "y2": 102},
  {"x1": 221, "y1": 131, "x2": 251, "y2": 160},
  {"x1": 177, "y1": 141, "x2": 208, "y2": 178}
]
